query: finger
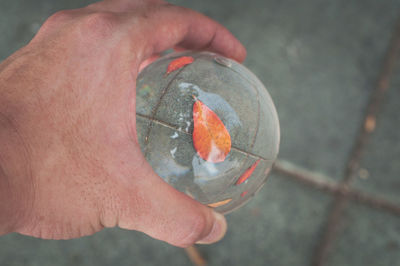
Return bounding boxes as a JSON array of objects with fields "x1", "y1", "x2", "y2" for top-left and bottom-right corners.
[
  {"x1": 128, "y1": 4, "x2": 246, "y2": 63},
  {"x1": 115, "y1": 153, "x2": 227, "y2": 248},
  {"x1": 146, "y1": 5, "x2": 246, "y2": 62}
]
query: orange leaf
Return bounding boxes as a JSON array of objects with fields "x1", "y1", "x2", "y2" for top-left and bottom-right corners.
[
  {"x1": 166, "y1": 56, "x2": 194, "y2": 75},
  {"x1": 192, "y1": 99, "x2": 231, "y2": 163},
  {"x1": 207, "y1": 198, "x2": 232, "y2": 208},
  {"x1": 236, "y1": 159, "x2": 261, "y2": 185}
]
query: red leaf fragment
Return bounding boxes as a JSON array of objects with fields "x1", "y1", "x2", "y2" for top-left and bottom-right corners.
[
  {"x1": 165, "y1": 56, "x2": 194, "y2": 75},
  {"x1": 207, "y1": 198, "x2": 232, "y2": 208},
  {"x1": 192, "y1": 99, "x2": 231, "y2": 163},
  {"x1": 241, "y1": 191, "x2": 248, "y2": 197},
  {"x1": 236, "y1": 159, "x2": 261, "y2": 185}
]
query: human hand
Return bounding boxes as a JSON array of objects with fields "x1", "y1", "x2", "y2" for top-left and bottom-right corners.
[{"x1": 0, "y1": 0, "x2": 246, "y2": 247}]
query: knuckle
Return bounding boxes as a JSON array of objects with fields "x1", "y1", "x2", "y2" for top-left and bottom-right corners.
[
  {"x1": 136, "y1": 4, "x2": 163, "y2": 20},
  {"x1": 79, "y1": 12, "x2": 118, "y2": 38},
  {"x1": 46, "y1": 10, "x2": 74, "y2": 25},
  {"x1": 35, "y1": 10, "x2": 74, "y2": 37},
  {"x1": 176, "y1": 213, "x2": 208, "y2": 247}
]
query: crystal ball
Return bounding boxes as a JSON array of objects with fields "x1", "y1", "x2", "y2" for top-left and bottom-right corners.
[{"x1": 136, "y1": 51, "x2": 280, "y2": 214}]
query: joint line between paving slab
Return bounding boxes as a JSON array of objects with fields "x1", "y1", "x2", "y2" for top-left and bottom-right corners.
[{"x1": 273, "y1": 160, "x2": 400, "y2": 216}]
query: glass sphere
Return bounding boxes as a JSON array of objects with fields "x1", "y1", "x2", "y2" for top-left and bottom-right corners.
[{"x1": 136, "y1": 51, "x2": 280, "y2": 214}]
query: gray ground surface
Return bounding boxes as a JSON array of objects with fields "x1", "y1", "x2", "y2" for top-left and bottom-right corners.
[{"x1": 1, "y1": 0, "x2": 400, "y2": 265}]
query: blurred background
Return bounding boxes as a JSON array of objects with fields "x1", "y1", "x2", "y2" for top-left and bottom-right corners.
[{"x1": 1, "y1": 0, "x2": 400, "y2": 265}]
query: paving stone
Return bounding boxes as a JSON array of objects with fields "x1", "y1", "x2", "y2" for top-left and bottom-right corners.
[
  {"x1": 196, "y1": 172, "x2": 333, "y2": 266},
  {"x1": 326, "y1": 203, "x2": 400, "y2": 266}
]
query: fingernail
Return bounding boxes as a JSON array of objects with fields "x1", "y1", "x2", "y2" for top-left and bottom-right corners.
[{"x1": 196, "y1": 212, "x2": 227, "y2": 244}]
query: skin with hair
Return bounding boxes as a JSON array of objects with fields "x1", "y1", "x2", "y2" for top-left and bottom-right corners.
[{"x1": 0, "y1": 0, "x2": 246, "y2": 247}]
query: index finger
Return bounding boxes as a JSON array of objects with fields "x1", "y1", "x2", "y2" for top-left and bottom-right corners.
[{"x1": 126, "y1": 3, "x2": 247, "y2": 63}]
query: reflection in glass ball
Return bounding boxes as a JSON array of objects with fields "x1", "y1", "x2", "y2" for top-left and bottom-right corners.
[{"x1": 136, "y1": 51, "x2": 280, "y2": 214}]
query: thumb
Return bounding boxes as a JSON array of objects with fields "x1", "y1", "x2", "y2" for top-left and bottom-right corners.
[{"x1": 116, "y1": 162, "x2": 227, "y2": 248}]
